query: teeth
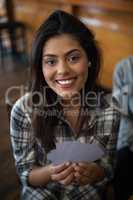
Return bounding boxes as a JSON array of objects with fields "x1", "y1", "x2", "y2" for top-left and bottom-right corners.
[{"x1": 57, "y1": 79, "x2": 74, "y2": 85}]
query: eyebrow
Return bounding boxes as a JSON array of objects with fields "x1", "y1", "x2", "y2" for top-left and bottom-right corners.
[{"x1": 43, "y1": 49, "x2": 80, "y2": 58}]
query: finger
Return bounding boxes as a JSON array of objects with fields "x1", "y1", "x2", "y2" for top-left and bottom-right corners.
[
  {"x1": 76, "y1": 162, "x2": 96, "y2": 176},
  {"x1": 51, "y1": 165, "x2": 74, "y2": 181},
  {"x1": 79, "y1": 162, "x2": 104, "y2": 178},
  {"x1": 71, "y1": 163, "x2": 78, "y2": 167},
  {"x1": 73, "y1": 164, "x2": 88, "y2": 176},
  {"x1": 73, "y1": 165, "x2": 84, "y2": 172},
  {"x1": 73, "y1": 162, "x2": 90, "y2": 171},
  {"x1": 80, "y1": 176, "x2": 91, "y2": 185},
  {"x1": 78, "y1": 162, "x2": 97, "y2": 169},
  {"x1": 60, "y1": 172, "x2": 74, "y2": 185},
  {"x1": 78, "y1": 162, "x2": 90, "y2": 168},
  {"x1": 52, "y1": 162, "x2": 70, "y2": 174},
  {"x1": 74, "y1": 171, "x2": 82, "y2": 179},
  {"x1": 74, "y1": 173, "x2": 90, "y2": 185}
]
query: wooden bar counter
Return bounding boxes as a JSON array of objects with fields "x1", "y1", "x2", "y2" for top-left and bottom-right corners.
[{"x1": 13, "y1": 0, "x2": 133, "y2": 88}]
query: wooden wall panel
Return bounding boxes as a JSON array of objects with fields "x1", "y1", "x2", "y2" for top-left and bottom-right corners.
[
  {"x1": 13, "y1": 0, "x2": 133, "y2": 88},
  {"x1": 13, "y1": 0, "x2": 73, "y2": 52},
  {"x1": 75, "y1": 6, "x2": 133, "y2": 87}
]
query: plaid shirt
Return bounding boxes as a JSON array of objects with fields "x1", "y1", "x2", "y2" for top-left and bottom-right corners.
[{"x1": 10, "y1": 93, "x2": 119, "y2": 200}]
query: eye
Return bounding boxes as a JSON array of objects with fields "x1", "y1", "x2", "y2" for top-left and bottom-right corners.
[
  {"x1": 68, "y1": 54, "x2": 81, "y2": 63},
  {"x1": 43, "y1": 58, "x2": 57, "y2": 67}
]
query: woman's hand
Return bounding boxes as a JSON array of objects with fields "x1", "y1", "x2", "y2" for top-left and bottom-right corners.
[
  {"x1": 50, "y1": 162, "x2": 74, "y2": 185},
  {"x1": 72, "y1": 162, "x2": 105, "y2": 186}
]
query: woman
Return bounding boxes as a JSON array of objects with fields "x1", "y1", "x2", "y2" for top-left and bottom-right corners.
[{"x1": 10, "y1": 10, "x2": 119, "y2": 200}]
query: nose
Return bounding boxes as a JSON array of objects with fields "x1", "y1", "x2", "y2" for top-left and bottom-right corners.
[{"x1": 57, "y1": 60, "x2": 70, "y2": 75}]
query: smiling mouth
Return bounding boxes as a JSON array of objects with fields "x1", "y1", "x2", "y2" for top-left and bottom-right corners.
[{"x1": 56, "y1": 77, "x2": 77, "y2": 87}]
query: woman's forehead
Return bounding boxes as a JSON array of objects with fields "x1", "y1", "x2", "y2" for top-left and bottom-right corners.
[{"x1": 42, "y1": 34, "x2": 83, "y2": 56}]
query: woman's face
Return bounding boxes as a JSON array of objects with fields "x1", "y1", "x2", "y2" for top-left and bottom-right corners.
[{"x1": 42, "y1": 34, "x2": 88, "y2": 100}]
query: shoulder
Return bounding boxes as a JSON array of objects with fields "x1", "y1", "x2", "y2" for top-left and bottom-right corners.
[
  {"x1": 11, "y1": 93, "x2": 32, "y2": 123},
  {"x1": 96, "y1": 105, "x2": 120, "y2": 130},
  {"x1": 90, "y1": 106, "x2": 120, "y2": 142},
  {"x1": 116, "y1": 56, "x2": 133, "y2": 70},
  {"x1": 113, "y1": 56, "x2": 133, "y2": 82},
  {"x1": 10, "y1": 94, "x2": 35, "y2": 152},
  {"x1": 99, "y1": 106, "x2": 120, "y2": 120}
]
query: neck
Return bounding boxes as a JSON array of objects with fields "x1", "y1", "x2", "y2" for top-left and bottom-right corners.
[
  {"x1": 61, "y1": 96, "x2": 81, "y2": 133},
  {"x1": 61, "y1": 94, "x2": 81, "y2": 110}
]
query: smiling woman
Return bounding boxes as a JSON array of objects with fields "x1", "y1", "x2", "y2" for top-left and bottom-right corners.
[
  {"x1": 42, "y1": 34, "x2": 88, "y2": 99},
  {"x1": 10, "y1": 10, "x2": 120, "y2": 200}
]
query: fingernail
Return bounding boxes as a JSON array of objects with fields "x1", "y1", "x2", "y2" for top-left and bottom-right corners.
[
  {"x1": 74, "y1": 162, "x2": 77, "y2": 166},
  {"x1": 66, "y1": 162, "x2": 70, "y2": 166}
]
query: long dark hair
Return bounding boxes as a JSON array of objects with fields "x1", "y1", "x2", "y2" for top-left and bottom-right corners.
[{"x1": 30, "y1": 10, "x2": 102, "y2": 152}]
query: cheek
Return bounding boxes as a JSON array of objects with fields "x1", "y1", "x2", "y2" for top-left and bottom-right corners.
[
  {"x1": 76, "y1": 61, "x2": 88, "y2": 76},
  {"x1": 42, "y1": 68, "x2": 52, "y2": 82},
  {"x1": 42, "y1": 69, "x2": 47, "y2": 81}
]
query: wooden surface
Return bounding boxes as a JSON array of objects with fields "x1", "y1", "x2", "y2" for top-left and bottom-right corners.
[
  {"x1": 74, "y1": 5, "x2": 133, "y2": 87},
  {"x1": 13, "y1": 0, "x2": 133, "y2": 88}
]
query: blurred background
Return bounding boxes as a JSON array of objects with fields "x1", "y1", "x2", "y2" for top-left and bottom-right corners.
[{"x1": 0, "y1": 0, "x2": 133, "y2": 199}]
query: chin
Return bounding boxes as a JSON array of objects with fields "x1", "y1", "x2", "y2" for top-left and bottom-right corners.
[
  {"x1": 58, "y1": 90, "x2": 80, "y2": 100},
  {"x1": 59, "y1": 93, "x2": 73, "y2": 99}
]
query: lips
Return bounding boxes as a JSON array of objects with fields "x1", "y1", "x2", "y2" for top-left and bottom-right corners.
[{"x1": 55, "y1": 77, "x2": 77, "y2": 87}]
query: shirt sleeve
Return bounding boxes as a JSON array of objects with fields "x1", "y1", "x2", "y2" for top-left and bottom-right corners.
[
  {"x1": 96, "y1": 107, "x2": 120, "y2": 181},
  {"x1": 10, "y1": 95, "x2": 35, "y2": 186},
  {"x1": 112, "y1": 56, "x2": 133, "y2": 116}
]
